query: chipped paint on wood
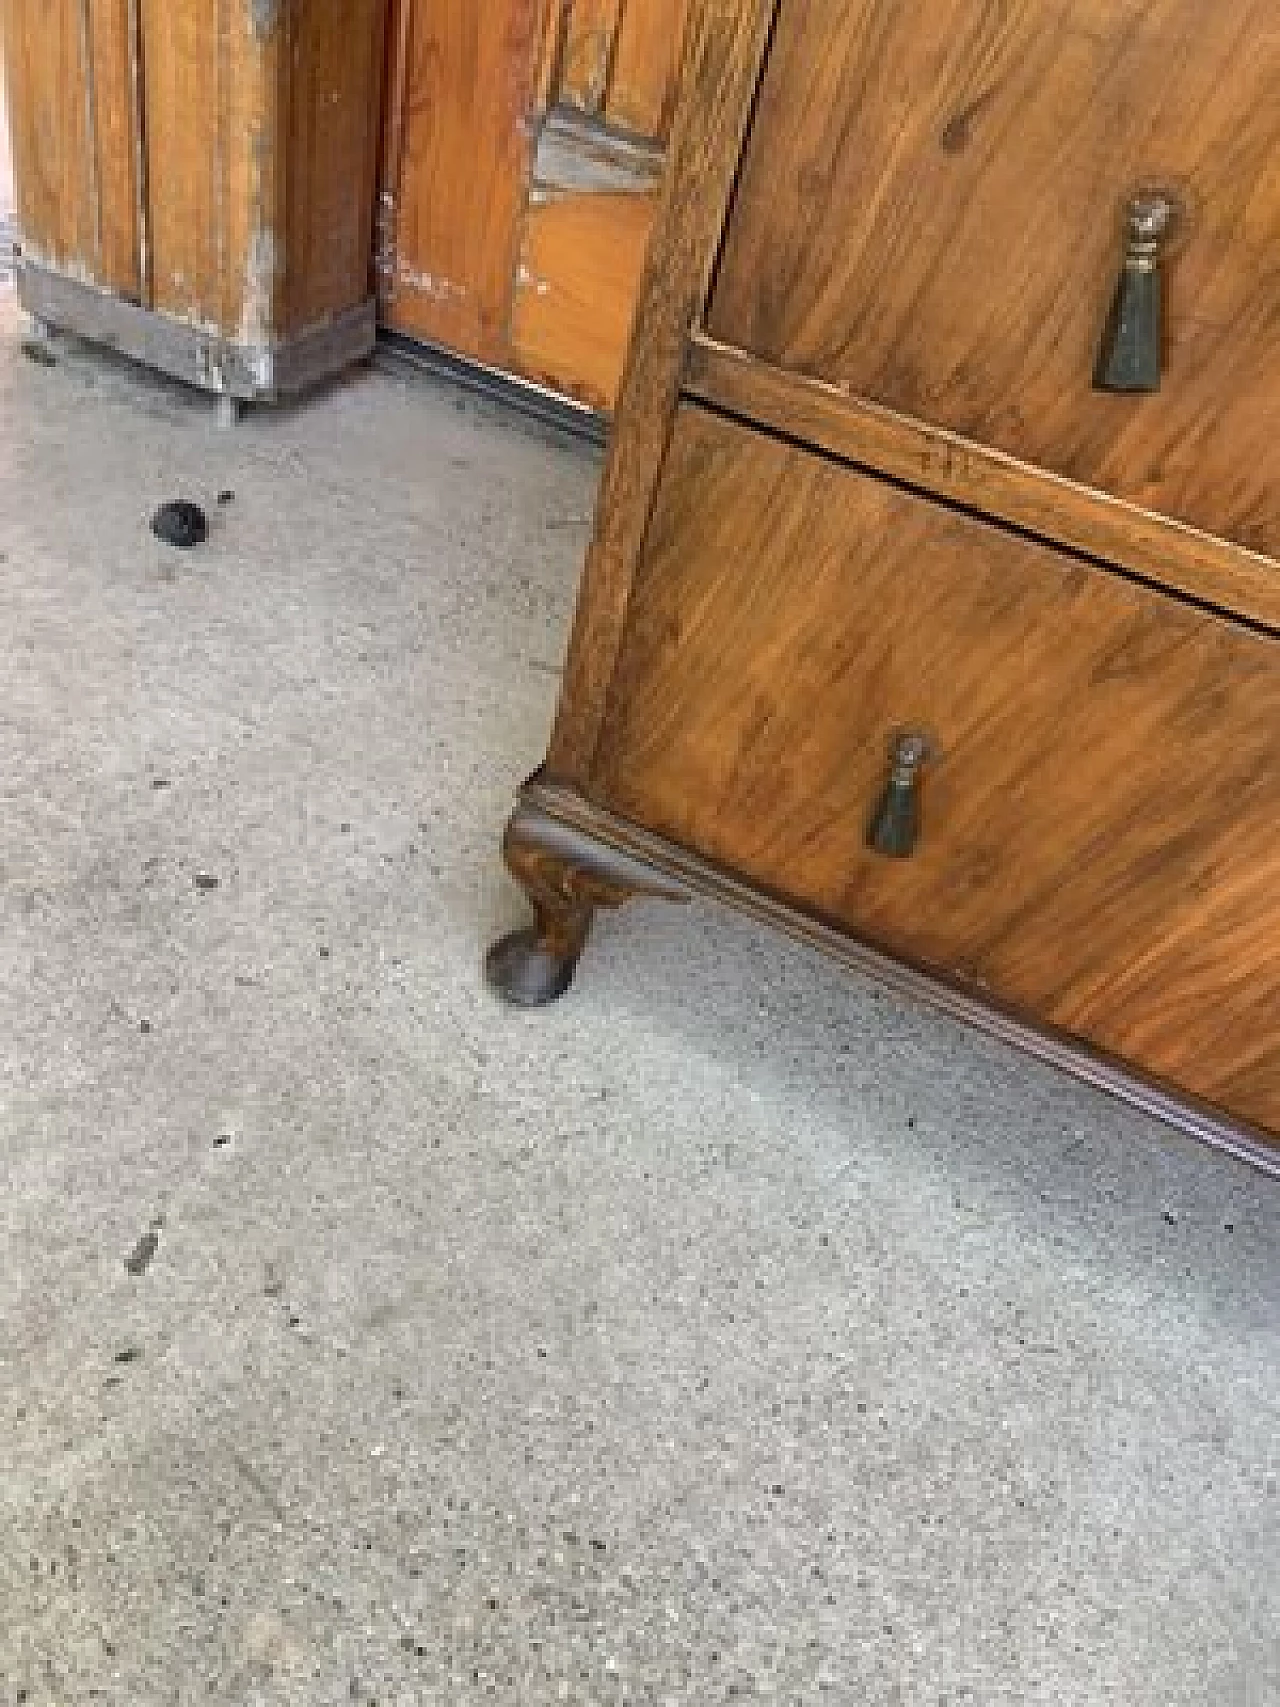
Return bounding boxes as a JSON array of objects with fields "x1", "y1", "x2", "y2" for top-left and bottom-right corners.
[
  {"x1": 376, "y1": 0, "x2": 548, "y2": 361},
  {"x1": 517, "y1": 262, "x2": 552, "y2": 297},
  {"x1": 396, "y1": 263, "x2": 469, "y2": 302},
  {"x1": 533, "y1": 109, "x2": 664, "y2": 197},
  {"x1": 239, "y1": 227, "x2": 282, "y2": 346}
]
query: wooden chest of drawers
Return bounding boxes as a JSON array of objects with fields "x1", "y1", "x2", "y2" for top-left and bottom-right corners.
[{"x1": 488, "y1": 0, "x2": 1280, "y2": 1173}]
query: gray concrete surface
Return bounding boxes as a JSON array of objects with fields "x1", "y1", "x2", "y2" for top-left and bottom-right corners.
[{"x1": 0, "y1": 288, "x2": 1276, "y2": 1707}]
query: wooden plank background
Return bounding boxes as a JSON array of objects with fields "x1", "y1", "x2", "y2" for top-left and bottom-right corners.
[
  {"x1": 1, "y1": 0, "x2": 142, "y2": 296},
  {"x1": 380, "y1": 0, "x2": 689, "y2": 408},
  {"x1": 378, "y1": 0, "x2": 551, "y2": 361}
]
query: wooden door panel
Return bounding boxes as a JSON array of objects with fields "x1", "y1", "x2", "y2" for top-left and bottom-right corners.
[
  {"x1": 139, "y1": 0, "x2": 384, "y2": 343},
  {"x1": 710, "y1": 0, "x2": 1280, "y2": 560},
  {"x1": 592, "y1": 406, "x2": 1280, "y2": 1130},
  {"x1": 379, "y1": 0, "x2": 687, "y2": 408},
  {"x1": 512, "y1": 185, "x2": 655, "y2": 405},
  {"x1": 85, "y1": 0, "x2": 143, "y2": 295},
  {"x1": 379, "y1": 0, "x2": 549, "y2": 361},
  {"x1": 142, "y1": 0, "x2": 256, "y2": 332},
  {"x1": 511, "y1": 111, "x2": 663, "y2": 405},
  {"x1": 280, "y1": 1, "x2": 387, "y2": 332},
  {"x1": 1, "y1": 0, "x2": 142, "y2": 297},
  {"x1": 606, "y1": 0, "x2": 687, "y2": 139}
]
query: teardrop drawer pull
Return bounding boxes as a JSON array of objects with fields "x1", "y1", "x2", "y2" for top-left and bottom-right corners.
[
  {"x1": 867, "y1": 731, "x2": 934, "y2": 859},
  {"x1": 1094, "y1": 190, "x2": 1178, "y2": 394}
]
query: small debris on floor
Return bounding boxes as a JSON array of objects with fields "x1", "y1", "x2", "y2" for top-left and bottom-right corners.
[
  {"x1": 217, "y1": 489, "x2": 236, "y2": 505},
  {"x1": 124, "y1": 1230, "x2": 160, "y2": 1276},
  {"x1": 21, "y1": 338, "x2": 57, "y2": 367},
  {"x1": 151, "y1": 499, "x2": 209, "y2": 549},
  {"x1": 193, "y1": 872, "x2": 220, "y2": 891}
]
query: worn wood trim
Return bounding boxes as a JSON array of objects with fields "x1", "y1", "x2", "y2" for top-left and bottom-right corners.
[
  {"x1": 531, "y1": 108, "x2": 664, "y2": 198},
  {"x1": 534, "y1": 0, "x2": 569, "y2": 112},
  {"x1": 18, "y1": 261, "x2": 376, "y2": 398},
  {"x1": 514, "y1": 775, "x2": 1280, "y2": 1177},
  {"x1": 375, "y1": 0, "x2": 550, "y2": 362},
  {"x1": 256, "y1": 2, "x2": 290, "y2": 341},
  {"x1": 140, "y1": 0, "x2": 229, "y2": 332},
  {"x1": 560, "y1": 0, "x2": 622, "y2": 113},
  {"x1": 375, "y1": 0, "x2": 413, "y2": 305},
  {"x1": 126, "y1": 0, "x2": 151, "y2": 304},
  {"x1": 684, "y1": 335, "x2": 1280, "y2": 635},
  {"x1": 545, "y1": 0, "x2": 778, "y2": 780},
  {"x1": 606, "y1": 0, "x2": 689, "y2": 140}
]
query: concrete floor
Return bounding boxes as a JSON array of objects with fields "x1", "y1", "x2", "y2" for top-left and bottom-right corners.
[{"x1": 0, "y1": 286, "x2": 1276, "y2": 1706}]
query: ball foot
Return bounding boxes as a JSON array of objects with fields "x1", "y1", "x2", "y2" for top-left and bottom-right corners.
[{"x1": 485, "y1": 927, "x2": 579, "y2": 1007}]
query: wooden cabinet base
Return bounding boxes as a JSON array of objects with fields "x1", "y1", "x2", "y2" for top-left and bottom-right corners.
[
  {"x1": 492, "y1": 777, "x2": 1280, "y2": 1182},
  {"x1": 19, "y1": 263, "x2": 376, "y2": 404},
  {"x1": 4, "y1": 0, "x2": 385, "y2": 405}
]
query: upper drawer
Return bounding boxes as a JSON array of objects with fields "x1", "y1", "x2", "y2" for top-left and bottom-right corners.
[{"x1": 708, "y1": 0, "x2": 1280, "y2": 563}]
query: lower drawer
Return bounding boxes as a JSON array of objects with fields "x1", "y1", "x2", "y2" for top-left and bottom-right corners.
[{"x1": 588, "y1": 406, "x2": 1280, "y2": 1134}]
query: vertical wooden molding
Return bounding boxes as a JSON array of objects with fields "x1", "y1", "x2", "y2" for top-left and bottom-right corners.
[
  {"x1": 76, "y1": 0, "x2": 104, "y2": 273},
  {"x1": 560, "y1": 0, "x2": 623, "y2": 114},
  {"x1": 545, "y1": 0, "x2": 777, "y2": 781},
  {"x1": 214, "y1": 0, "x2": 232, "y2": 331},
  {"x1": 127, "y1": 0, "x2": 152, "y2": 304},
  {"x1": 376, "y1": 0, "x2": 412, "y2": 307},
  {"x1": 534, "y1": 0, "x2": 571, "y2": 113},
  {"x1": 497, "y1": 0, "x2": 558, "y2": 353}
]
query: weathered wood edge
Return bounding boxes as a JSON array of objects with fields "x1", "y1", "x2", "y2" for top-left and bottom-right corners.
[
  {"x1": 531, "y1": 108, "x2": 666, "y2": 200},
  {"x1": 126, "y1": 0, "x2": 152, "y2": 305},
  {"x1": 686, "y1": 334, "x2": 1280, "y2": 636},
  {"x1": 514, "y1": 774, "x2": 1280, "y2": 1179},
  {"x1": 545, "y1": 0, "x2": 778, "y2": 781}
]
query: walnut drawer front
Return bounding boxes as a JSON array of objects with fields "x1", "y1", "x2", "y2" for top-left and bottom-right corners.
[
  {"x1": 708, "y1": 0, "x2": 1280, "y2": 565},
  {"x1": 588, "y1": 407, "x2": 1280, "y2": 1133}
]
